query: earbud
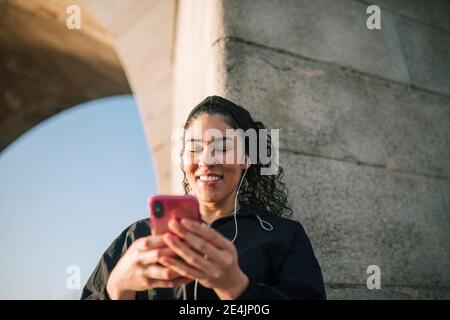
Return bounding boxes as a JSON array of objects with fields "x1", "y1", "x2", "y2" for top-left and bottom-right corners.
[{"x1": 245, "y1": 155, "x2": 251, "y2": 169}]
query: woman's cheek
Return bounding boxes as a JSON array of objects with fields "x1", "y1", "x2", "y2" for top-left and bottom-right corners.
[{"x1": 184, "y1": 165, "x2": 196, "y2": 190}]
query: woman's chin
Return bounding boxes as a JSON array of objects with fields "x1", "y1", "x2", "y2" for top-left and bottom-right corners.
[
  {"x1": 192, "y1": 178, "x2": 232, "y2": 203},
  {"x1": 198, "y1": 192, "x2": 221, "y2": 203},
  {"x1": 195, "y1": 189, "x2": 223, "y2": 203}
]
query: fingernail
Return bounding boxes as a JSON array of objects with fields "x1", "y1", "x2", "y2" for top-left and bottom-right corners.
[
  {"x1": 159, "y1": 257, "x2": 169, "y2": 265},
  {"x1": 162, "y1": 256, "x2": 174, "y2": 264},
  {"x1": 181, "y1": 219, "x2": 194, "y2": 227},
  {"x1": 168, "y1": 219, "x2": 178, "y2": 228},
  {"x1": 165, "y1": 233, "x2": 178, "y2": 243}
]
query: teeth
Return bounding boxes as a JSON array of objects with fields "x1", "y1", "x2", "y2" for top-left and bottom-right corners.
[{"x1": 199, "y1": 175, "x2": 222, "y2": 181}]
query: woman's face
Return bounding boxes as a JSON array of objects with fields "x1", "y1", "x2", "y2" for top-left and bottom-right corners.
[{"x1": 183, "y1": 114, "x2": 247, "y2": 205}]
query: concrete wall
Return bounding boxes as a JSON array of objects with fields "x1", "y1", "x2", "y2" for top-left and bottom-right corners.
[
  {"x1": 173, "y1": 0, "x2": 450, "y2": 299},
  {"x1": 214, "y1": 0, "x2": 450, "y2": 299}
]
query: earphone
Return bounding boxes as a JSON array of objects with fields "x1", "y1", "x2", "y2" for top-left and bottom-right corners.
[
  {"x1": 231, "y1": 157, "x2": 250, "y2": 243},
  {"x1": 245, "y1": 155, "x2": 251, "y2": 169}
]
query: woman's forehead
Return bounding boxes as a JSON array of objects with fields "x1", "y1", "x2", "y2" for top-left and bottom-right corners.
[
  {"x1": 188, "y1": 114, "x2": 233, "y2": 129},
  {"x1": 185, "y1": 114, "x2": 234, "y2": 137},
  {"x1": 184, "y1": 129, "x2": 244, "y2": 146}
]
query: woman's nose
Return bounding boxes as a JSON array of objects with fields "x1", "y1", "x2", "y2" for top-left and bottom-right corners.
[{"x1": 198, "y1": 145, "x2": 216, "y2": 166}]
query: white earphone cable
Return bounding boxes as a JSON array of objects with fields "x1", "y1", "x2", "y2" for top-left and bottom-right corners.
[{"x1": 231, "y1": 164, "x2": 249, "y2": 243}]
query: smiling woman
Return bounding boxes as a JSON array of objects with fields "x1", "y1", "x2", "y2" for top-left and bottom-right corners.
[{"x1": 81, "y1": 96, "x2": 326, "y2": 300}]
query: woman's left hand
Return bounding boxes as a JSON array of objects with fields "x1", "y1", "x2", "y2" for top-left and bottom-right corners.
[{"x1": 158, "y1": 218, "x2": 249, "y2": 300}]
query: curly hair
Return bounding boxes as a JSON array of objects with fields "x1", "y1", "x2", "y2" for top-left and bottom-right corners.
[{"x1": 180, "y1": 100, "x2": 293, "y2": 218}]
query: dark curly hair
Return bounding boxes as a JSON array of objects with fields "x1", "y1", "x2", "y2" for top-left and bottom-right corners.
[{"x1": 180, "y1": 98, "x2": 293, "y2": 218}]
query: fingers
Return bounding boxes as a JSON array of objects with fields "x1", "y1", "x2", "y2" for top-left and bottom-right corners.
[
  {"x1": 150, "y1": 277, "x2": 193, "y2": 289},
  {"x1": 159, "y1": 255, "x2": 204, "y2": 280},
  {"x1": 143, "y1": 264, "x2": 182, "y2": 281},
  {"x1": 137, "y1": 235, "x2": 166, "y2": 251},
  {"x1": 180, "y1": 219, "x2": 233, "y2": 250},
  {"x1": 138, "y1": 247, "x2": 176, "y2": 265},
  {"x1": 168, "y1": 220, "x2": 225, "y2": 263},
  {"x1": 163, "y1": 233, "x2": 214, "y2": 272}
]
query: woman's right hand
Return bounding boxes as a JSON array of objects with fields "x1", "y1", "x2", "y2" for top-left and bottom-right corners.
[{"x1": 106, "y1": 234, "x2": 192, "y2": 300}]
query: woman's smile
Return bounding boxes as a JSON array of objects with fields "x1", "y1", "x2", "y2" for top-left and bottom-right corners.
[{"x1": 195, "y1": 172, "x2": 224, "y2": 188}]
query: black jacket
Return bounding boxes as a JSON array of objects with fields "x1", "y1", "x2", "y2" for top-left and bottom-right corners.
[{"x1": 81, "y1": 204, "x2": 326, "y2": 300}]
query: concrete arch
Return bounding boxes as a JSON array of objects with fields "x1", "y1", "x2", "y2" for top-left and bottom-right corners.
[{"x1": 0, "y1": 0, "x2": 176, "y2": 192}]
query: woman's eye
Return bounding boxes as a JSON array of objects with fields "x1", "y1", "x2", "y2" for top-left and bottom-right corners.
[
  {"x1": 215, "y1": 147, "x2": 230, "y2": 153},
  {"x1": 185, "y1": 142, "x2": 202, "y2": 153},
  {"x1": 215, "y1": 141, "x2": 234, "y2": 153}
]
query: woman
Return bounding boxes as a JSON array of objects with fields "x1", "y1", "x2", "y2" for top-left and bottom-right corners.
[{"x1": 81, "y1": 96, "x2": 326, "y2": 300}]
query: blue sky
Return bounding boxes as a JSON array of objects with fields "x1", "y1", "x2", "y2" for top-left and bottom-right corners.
[{"x1": 0, "y1": 95, "x2": 157, "y2": 299}]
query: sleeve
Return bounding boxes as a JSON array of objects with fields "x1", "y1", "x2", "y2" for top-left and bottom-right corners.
[
  {"x1": 237, "y1": 222, "x2": 326, "y2": 300},
  {"x1": 80, "y1": 222, "x2": 145, "y2": 300}
]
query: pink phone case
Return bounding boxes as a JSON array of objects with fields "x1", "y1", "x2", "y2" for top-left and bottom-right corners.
[{"x1": 148, "y1": 195, "x2": 201, "y2": 235}]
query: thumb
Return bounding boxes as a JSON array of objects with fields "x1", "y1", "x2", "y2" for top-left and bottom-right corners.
[{"x1": 137, "y1": 235, "x2": 165, "y2": 251}]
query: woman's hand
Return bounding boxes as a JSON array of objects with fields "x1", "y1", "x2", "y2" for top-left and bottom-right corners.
[
  {"x1": 159, "y1": 219, "x2": 249, "y2": 300},
  {"x1": 106, "y1": 235, "x2": 192, "y2": 300}
]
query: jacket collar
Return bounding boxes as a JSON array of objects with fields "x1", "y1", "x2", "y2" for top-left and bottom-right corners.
[{"x1": 205, "y1": 204, "x2": 269, "y2": 228}]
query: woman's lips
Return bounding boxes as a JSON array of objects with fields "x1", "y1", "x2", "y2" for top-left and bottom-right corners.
[{"x1": 196, "y1": 175, "x2": 224, "y2": 188}]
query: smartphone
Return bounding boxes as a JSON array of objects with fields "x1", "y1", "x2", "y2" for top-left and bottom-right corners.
[{"x1": 148, "y1": 195, "x2": 201, "y2": 235}]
